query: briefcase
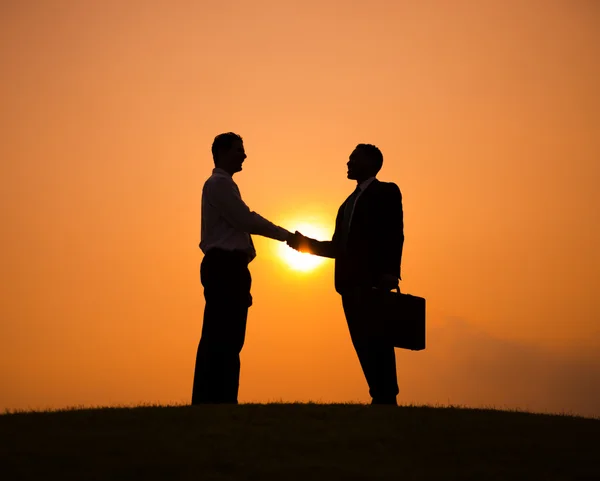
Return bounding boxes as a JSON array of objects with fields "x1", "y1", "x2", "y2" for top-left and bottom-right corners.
[{"x1": 378, "y1": 289, "x2": 426, "y2": 351}]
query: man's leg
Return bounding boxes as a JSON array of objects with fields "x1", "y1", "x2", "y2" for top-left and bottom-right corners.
[
  {"x1": 191, "y1": 298, "x2": 222, "y2": 404},
  {"x1": 215, "y1": 294, "x2": 248, "y2": 403},
  {"x1": 342, "y1": 290, "x2": 399, "y2": 405},
  {"x1": 192, "y1": 252, "x2": 250, "y2": 404}
]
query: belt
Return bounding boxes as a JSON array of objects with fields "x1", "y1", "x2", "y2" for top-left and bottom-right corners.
[{"x1": 204, "y1": 248, "x2": 250, "y2": 264}]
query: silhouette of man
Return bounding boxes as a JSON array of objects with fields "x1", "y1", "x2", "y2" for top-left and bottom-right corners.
[
  {"x1": 288, "y1": 144, "x2": 403, "y2": 405},
  {"x1": 192, "y1": 132, "x2": 292, "y2": 404}
]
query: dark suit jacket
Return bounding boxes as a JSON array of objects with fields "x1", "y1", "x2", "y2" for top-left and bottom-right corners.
[{"x1": 307, "y1": 179, "x2": 404, "y2": 294}]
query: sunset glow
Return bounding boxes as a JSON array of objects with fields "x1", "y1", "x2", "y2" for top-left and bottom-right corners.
[{"x1": 1, "y1": 0, "x2": 599, "y2": 418}]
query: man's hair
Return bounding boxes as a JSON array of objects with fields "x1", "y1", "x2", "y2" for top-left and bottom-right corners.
[
  {"x1": 211, "y1": 132, "x2": 243, "y2": 164},
  {"x1": 356, "y1": 143, "x2": 384, "y2": 174}
]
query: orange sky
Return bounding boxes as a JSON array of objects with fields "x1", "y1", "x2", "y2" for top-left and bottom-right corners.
[{"x1": 1, "y1": 0, "x2": 599, "y2": 417}]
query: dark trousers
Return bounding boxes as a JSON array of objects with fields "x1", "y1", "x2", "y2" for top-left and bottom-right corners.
[
  {"x1": 342, "y1": 289, "x2": 399, "y2": 404},
  {"x1": 192, "y1": 249, "x2": 252, "y2": 404}
]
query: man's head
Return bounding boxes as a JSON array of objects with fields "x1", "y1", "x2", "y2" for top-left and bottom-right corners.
[
  {"x1": 211, "y1": 132, "x2": 246, "y2": 175},
  {"x1": 347, "y1": 143, "x2": 383, "y2": 182}
]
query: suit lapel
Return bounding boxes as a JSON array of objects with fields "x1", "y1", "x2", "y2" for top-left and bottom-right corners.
[
  {"x1": 334, "y1": 179, "x2": 380, "y2": 244},
  {"x1": 352, "y1": 179, "x2": 379, "y2": 221},
  {"x1": 341, "y1": 179, "x2": 380, "y2": 245}
]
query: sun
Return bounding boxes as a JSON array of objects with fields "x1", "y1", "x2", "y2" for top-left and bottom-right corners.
[{"x1": 278, "y1": 222, "x2": 330, "y2": 272}]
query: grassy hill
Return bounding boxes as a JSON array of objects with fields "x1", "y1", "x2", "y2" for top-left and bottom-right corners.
[{"x1": 1, "y1": 403, "x2": 598, "y2": 481}]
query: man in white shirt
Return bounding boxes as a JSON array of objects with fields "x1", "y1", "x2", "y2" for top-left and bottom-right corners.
[{"x1": 192, "y1": 132, "x2": 292, "y2": 404}]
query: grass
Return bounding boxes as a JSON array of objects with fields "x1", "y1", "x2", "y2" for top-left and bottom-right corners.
[{"x1": 1, "y1": 403, "x2": 599, "y2": 481}]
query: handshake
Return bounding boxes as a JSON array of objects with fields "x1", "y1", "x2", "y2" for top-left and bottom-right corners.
[{"x1": 286, "y1": 231, "x2": 312, "y2": 253}]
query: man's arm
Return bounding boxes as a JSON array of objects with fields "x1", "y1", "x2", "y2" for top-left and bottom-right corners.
[
  {"x1": 297, "y1": 236, "x2": 337, "y2": 258},
  {"x1": 206, "y1": 176, "x2": 290, "y2": 241},
  {"x1": 289, "y1": 226, "x2": 341, "y2": 258},
  {"x1": 373, "y1": 183, "x2": 404, "y2": 286}
]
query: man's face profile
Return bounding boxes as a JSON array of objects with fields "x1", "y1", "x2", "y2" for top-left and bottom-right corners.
[
  {"x1": 218, "y1": 139, "x2": 247, "y2": 174},
  {"x1": 346, "y1": 148, "x2": 372, "y2": 181}
]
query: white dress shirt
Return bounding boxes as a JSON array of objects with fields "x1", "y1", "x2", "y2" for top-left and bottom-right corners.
[{"x1": 199, "y1": 168, "x2": 289, "y2": 262}]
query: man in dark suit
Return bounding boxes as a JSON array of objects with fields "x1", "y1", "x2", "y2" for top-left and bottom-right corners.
[{"x1": 288, "y1": 143, "x2": 404, "y2": 405}]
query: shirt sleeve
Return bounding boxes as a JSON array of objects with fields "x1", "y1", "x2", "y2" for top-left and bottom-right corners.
[{"x1": 205, "y1": 176, "x2": 289, "y2": 241}]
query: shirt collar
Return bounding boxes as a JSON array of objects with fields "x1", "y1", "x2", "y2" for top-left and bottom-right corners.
[
  {"x1": 358, "y1": 176, "x2": 376, "y2": 192},
  {"x1": 212, "y1": 167, "x2": 232, "y2": 178}
]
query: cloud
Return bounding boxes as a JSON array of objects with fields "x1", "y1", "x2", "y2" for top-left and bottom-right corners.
[{"x1": 397, "y1": 318, "x2": 600, "y2": 418}]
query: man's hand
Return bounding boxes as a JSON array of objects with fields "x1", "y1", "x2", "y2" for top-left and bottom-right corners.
[{"x1": 287, "y1": 231, "x2": 310, "y2": 252}]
